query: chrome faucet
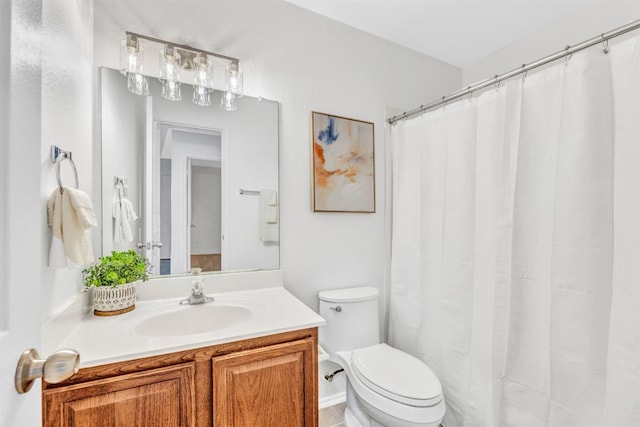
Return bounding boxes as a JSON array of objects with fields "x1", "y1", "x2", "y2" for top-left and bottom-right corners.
[{"x1": 179, "y1": 268, "x2": 214, "y2": 305}]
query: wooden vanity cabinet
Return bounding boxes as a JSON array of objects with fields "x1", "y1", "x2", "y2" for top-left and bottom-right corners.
[
  {"x1": 213, "y1": 338, "x2": 315, "y2": 426},
  {"x1": 42, "y1": 363, "x2": 195, "y2": 427},
  {"x1": 42, "y1": 328, "x2": 318, "y2": 427}
]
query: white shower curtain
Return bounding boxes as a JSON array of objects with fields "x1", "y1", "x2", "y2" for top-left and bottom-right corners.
[{"x1": 389, "y1": 35, "x2": 640, "y2": 427}]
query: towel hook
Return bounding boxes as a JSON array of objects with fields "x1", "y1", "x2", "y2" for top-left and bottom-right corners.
[
  {"x1": 51, "y1": 145, "x2": 79, "y2": 194},
  {"x1": 114, "y1": 176, "x2": 128, "y2": 198}
]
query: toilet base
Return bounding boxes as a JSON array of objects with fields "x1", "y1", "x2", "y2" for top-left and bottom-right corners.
[
  {"x1": 344, "y1": 380, "x2": 378, "y2": 427},
  {"x1": 345, "y1": 406, "x2": 384, "y2": 427},
  {"x1": 343, "y1": 379, "x2": 442, "y2": 427}
]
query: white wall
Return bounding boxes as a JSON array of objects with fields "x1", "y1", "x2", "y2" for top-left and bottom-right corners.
[
  {"x1": 463, "y1": 1, "x2": 640, "y2": 86},
  {"x1": 93, "y1": 0, "x2": 462, "y2": 322},
  {"x1": 191, "y1": 165, "x2": 222, "y2": 255},
  {"x1": 160, "y1": 159, "x2": 172, "y2": 259},
  {"x1": 39, "y1": 0, "x2": 94, "y2": 320},
  {"x1": 169, "y1": 131, "x2": 220, "y2": 273},
  {"x1": 222, "y1": 96, "x2": 280, "y2": 272}
]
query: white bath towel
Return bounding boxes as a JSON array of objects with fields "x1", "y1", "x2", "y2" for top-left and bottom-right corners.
[
  {"x1": 113, "y1": 192, "x2": 138, "y2": 243},
  {"x1": 259, "y1": 189, "x2": 279, "y2": 242},
  {"x1": 47, "y1": 186, "x2": 97, "y2": 267}
]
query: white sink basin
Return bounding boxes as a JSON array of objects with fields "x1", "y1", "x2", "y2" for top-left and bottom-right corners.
[{"x1": 135, "y1": 304, "x2": 253, "y2": 337}]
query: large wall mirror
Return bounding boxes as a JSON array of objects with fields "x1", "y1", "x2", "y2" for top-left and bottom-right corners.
[{"x1": 100, "y1": 67, "x2": 279, "y2": 276}]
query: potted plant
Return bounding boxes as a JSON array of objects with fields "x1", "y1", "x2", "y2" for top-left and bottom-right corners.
[{"x1": 83, "y1": 250, "x2": 150, "y2": 316}]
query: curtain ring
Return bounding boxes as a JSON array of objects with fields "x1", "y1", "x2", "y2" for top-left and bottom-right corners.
[
  {"x1": 602, "y1": 34, "x2": 609, "y2": 54},
  {"x1": 494, "y1": 75, "x2": 501, "y2": 90},
  {"x1": 564, "y1": 45, "x2": 573, "y2": 62},
  {"x1": 521, "y1": 64, "x2": 528, "y2": 81}
]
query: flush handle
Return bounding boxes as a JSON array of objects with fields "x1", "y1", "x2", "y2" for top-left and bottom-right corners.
[
  {"x1": 329, "y1": 305, "x2": 342, "y2": 313},
  {"x1": 15, "y1": 348, "x2": 80, "y2": 394}
]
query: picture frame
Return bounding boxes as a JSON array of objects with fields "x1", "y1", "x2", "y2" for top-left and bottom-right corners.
[{"x1": 311, "y1": 112, "x2": 375, "y2": 213}]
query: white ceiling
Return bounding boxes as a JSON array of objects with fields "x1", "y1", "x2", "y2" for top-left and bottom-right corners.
[{"x1": 284, "y1": 0, "x2": 593, "y2": 67}]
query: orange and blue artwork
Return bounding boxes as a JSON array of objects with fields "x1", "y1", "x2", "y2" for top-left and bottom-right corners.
[{"x1": 312, "y1": 112, "x2": 375, "y2": 212}]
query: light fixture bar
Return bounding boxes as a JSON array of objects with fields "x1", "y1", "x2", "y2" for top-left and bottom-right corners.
[{"x1": 126, "y1": 31, "x2": 239, "y2": 66}]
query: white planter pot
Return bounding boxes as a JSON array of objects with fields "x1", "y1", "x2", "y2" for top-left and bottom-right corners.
[{"x1": 93, "y1": 281, "x2": 137, "y2": 316}]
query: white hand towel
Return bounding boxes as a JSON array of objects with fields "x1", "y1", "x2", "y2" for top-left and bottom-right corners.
[
  {"x1": 121, "y1": 198, "x2": 138, "y2": 241},
  {"x1": 259, "y1": 190, "x2": 279, "y2": 242},
  {"x1": 266, "y1": 190, "x2": 277, "y2": 224},
  {"x1": 113, "y1": 196, "x2": 138, "y2": 243},
  {"x1": 112, "y1": 198, "x2": 124, "y2": 243},
  {"x1": 47, "y1": 190, "x2": 66, "y2": 267},
  {"x1": 48, "y1": 186, "x2": 97, "y2": 267}
]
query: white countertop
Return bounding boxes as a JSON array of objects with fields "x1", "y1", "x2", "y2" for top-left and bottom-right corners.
[{"x1": 54, "y1": 271, "x2": 325, "y2": 368}]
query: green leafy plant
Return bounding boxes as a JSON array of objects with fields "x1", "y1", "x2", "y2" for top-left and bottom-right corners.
[{"x1": 83, "y1": 250, "x2": 150, "y2": 288}]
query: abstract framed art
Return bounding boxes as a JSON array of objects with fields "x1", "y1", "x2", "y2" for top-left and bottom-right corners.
[{"x1": 311, "y1": 112, "x2": 375, "y2": 213}]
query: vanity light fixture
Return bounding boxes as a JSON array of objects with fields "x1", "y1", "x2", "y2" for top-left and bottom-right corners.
[{"x1": 121, "y1": 31, "x2": 243, "y2": 109}]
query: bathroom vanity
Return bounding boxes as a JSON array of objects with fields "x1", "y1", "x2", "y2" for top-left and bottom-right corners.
[
  {"x1": 41, "y1": 271, "x2": 324, "y2": 427},
  {"x1": 43, "y1": 328, "x2": 317, "y2": 426}
]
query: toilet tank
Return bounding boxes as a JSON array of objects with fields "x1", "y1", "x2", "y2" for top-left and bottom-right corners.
[{"x1": 318, "y1": 286, "x2": 380, "y2": 354}]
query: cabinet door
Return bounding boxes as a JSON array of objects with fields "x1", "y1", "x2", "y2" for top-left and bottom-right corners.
[
  {"x1": 43, "y1": 363, "x2": 195, "y2": 427},
  {"x1": 213, "y1": 337, "x2": 317, "y2": 427}
]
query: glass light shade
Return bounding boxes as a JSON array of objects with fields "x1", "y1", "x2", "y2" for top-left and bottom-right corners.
[
  {"x1": 193, "y1": 56, "x2": 213, "y2": 88},
  {"x1": 192, "y1": 56, "x2": 213, "y2": 106},
  {"x1": 220, "y1": 91, "x2": 237, "y2": 111},
  {"x1": 225, "y1": 62, "x2": 243, "y2": 98},
  {"x1": 192, "y1": 86, "x2": 211, "y2": 106},
  {"x1": 159, "y1": 46, "x2": 182, "y2": 101},
  {"x1": 121, "y1": 37, "x2": 149, "y2": 96},
  {"x1": 161, "y1": 79, "x2": 182, "y2": 101},
  {"x1": 120, "y1": 37, "x2": 144, "y2": 75},
  {"x1": 127, "y1": 72, "x2": 150, "y2": 96}
]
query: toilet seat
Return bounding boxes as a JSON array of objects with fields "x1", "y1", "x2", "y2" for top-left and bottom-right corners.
[{"x1": 351, "y1": 344, "x2": 443, "y2": 407}]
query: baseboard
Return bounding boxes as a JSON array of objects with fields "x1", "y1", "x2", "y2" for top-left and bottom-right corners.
[{"x1": 319, "y1": 392, "x2": 346, "y2": 409}]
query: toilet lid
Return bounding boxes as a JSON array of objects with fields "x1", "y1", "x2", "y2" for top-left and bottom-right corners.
[{"x1": 351, "y1": 344, "x2": 443, "y2": 407}]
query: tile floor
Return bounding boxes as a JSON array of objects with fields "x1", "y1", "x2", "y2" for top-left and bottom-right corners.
[{"x1": 319, "y1": 402, "x2": 346, "y2": 427}]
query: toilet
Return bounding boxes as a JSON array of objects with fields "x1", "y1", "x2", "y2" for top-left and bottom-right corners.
[{"x1": 319, "y1": 286, "x2": 445, "y2": 427}]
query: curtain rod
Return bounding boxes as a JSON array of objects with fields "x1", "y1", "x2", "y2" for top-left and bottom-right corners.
[{"x1": 388, "y1": 18, "x2": 640, "y2": 125}]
